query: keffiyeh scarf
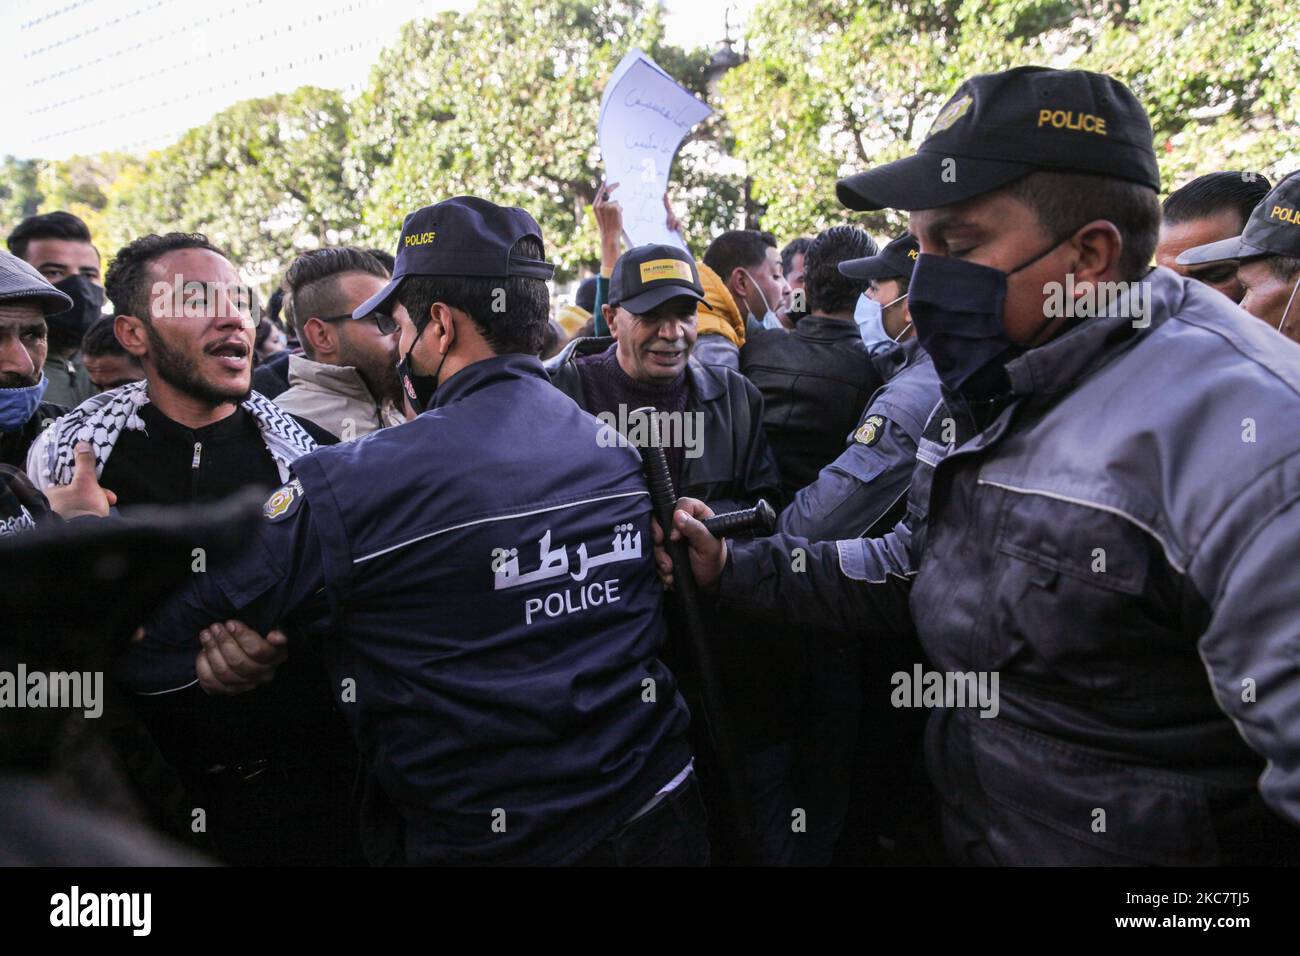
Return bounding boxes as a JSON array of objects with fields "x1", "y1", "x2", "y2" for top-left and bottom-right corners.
[{"x1": 30, "y1": 380, "x2": 317, "y2": 488}]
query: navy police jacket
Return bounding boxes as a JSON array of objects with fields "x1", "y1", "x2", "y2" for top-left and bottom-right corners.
[
  {"x1": 779, "y1": 336, "x2": 941, "y2": 541},
  {"x1": 122, "y1": 354, "x2": 693, "y2": 865}
]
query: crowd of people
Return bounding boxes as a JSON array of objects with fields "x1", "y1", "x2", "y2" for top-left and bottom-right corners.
[{"x1": 1, "y1": 63, "x2": 1299, "y2": 866}]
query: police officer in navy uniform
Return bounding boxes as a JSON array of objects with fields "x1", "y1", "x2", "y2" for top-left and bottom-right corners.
[
  {"x1": 779, "y1": 233, "x2": 942, "y2": 542},
  {"x1": 122, "y1": 197, "x2": 705, "y2": 866},
  {"x1": 1177, "y1": 171, "x2": 1300, "y2": 345},
  {"x1": 660, "y1": 67, "x2": 1300, "y2": 864},
  {"x1": 773, "y1": 233, "x2": 947, "y2": 864}
]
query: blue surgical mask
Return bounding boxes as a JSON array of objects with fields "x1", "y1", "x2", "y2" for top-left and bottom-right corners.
[
  {"x1": 854, "y1": 291, "x2": 909, "y2": 352},
  {"x1": 0, "y1": 373, "x2": 49, "y2": 431},
  {"x1": 854, "y1": 295, "x2": 888, "y2": 351},
  {"x1": 743, "y1": 269, "x2": 782, "y2": 330}
]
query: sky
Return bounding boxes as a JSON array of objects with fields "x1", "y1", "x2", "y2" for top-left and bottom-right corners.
[{"x1": 0, "y1": 0, "x2": 758, "y2": 161}]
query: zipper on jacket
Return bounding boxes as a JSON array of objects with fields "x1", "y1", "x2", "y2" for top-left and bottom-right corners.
[{"x1": 191, "y1": 441, "x2": 202, "y2": 497}]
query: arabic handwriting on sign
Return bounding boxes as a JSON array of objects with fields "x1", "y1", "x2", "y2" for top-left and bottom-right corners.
[
  {"x1": 623, "y1": 130, "x2": 674, "y2": 154},
  {"x1": 622, "y1": 87, "x2": 693, "y2": 128},
  {"x1": 571, "y1": 523, "x2": 643, "y2": 581}
]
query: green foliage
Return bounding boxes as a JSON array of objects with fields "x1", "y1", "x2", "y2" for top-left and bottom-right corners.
[
  {"x1": 5, "y1": 0, "x2": 1295, "y2": 280},
  {"x1": 104, "y1": 87, "x2": 358, "y2": 280},
  {"x1": 34, "y1": 153, "x2": 145, "y2": 254},
  {"x1": 721, "y1": 0, "x2": 1298, "y2": 240},
  {"x1": 349, "y1": 0, "x2": 743, "y2": 276},
  {"x1": 0, "y1": 157, "x2": 42, "y2": 236}
]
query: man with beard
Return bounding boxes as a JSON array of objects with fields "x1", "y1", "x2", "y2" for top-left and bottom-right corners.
[
  {"x1": 26, "y1": 232, "x2": 358, "y2": 866},
  {"x1": 119, "y1": 198, "x2": 704, "y2": 866},
  {"x1": 7, "y1": 211, "x2": 103, "y2": 407},
  {"x1": 275, "y1": 247, "x2": 406, "y2": 438}
]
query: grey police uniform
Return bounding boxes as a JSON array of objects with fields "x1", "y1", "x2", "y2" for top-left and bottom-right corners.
[
  {"x1": 721, "y1": 267, "x2": 1300, "y2": 864},
  {"x1": 778, "y1": 336, "x2": 941, "y2": 541}
]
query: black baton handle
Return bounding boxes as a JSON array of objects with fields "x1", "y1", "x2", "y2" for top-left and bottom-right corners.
[
  {"x1": 700, "y1": 499, "x2": 776, "y2": 538},
  {"x1": 629, "y1": 408, "x2": 757, "y2": 862}
]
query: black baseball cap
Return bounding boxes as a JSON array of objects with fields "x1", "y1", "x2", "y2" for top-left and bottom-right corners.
[
  {"x1": 839, "y1": 233, "x2": 920, "y2": 280},
  {"x1": 609, "y1": 244, "x2": 705, "y2": 314},
  {"x1": 837, "y1": 66, "x2": 1161, "y2": 212},
  {"x1": 353, "y1": 196, "x2": 555, "y2": 319},
  {"x1": 1177, "y1": 173, "x2": 1300, "y2": 266}
]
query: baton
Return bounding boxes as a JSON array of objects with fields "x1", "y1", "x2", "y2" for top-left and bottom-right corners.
[
  {"x1": 628, "y1": 407, "x2": 756, "y2": 862},
  {"x1": 700, "y1": 500, "x2": 776, "y2": 539}
]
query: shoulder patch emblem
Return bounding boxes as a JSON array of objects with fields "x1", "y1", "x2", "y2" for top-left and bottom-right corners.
[
  {"x1": 855, "y1": 415, "x2": 886, "y2": 447},
  {"x1": 263, "y1": 478, "x2": 304, "y2": 522}
]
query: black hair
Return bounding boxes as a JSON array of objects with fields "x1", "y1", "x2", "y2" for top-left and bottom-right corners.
[
  {"x1": 538, "y1": 319, "x2": 566, "y2": 359},
  {"x1": 1163, "y1": 171, "x2": 1272, "y2": 228},
  {"x1": 366, "y1": 248, "x2": 396, "y2": 274},
  {"x1": 396, "y1": 235, "x2": 550, "y2": 356},
  {"x1": 575, "y1": 276, "x2": 598, "y2": 314},
  {"x1": 80, "y1": 314, "x2": 133, "y2": 359},
  {"x1": 7, "y1": 210, "x2": 97, "y2": 262},
  {"x1": 780, "y1": 236, "x2": 813, "y2": 276},
  {"x1": 1003, "y1": 171, "x2": 1162, "y2": 281},
  {"x1": 703, "y1": 230, "x2": 777, "y2": 283},
  {"x1": 1269, "y1": 256, "x2": 1300, "y2": 283},
  {"x1": 803, "y1": 226, "x2": 878, "y2": 315},
  {"x1": 265, "y1": 287, "x2": 284, "y2": 326},
  {"x1": 282, "y1": 246, "x2": 389, "y2": 356},
  {"x1": 104, "y1": 232, "x2": 228, "y2": 320},
  {"x1": 255, "y1": 316, "x2": 278, "y2": 351}
]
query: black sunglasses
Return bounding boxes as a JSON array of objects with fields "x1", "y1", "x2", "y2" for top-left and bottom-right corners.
[{"x1": 318, "y1": 311, "x2": 399, "y2": 335}]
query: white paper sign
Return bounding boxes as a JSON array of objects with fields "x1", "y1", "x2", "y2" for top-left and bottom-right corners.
[{"x1": 598, "y1": 49, "x2": 713, "y2": 249}]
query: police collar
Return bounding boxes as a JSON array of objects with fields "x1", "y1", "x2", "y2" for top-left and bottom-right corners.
[
  {"x1": 1003, "y1": 267, "x2": 1174, "y2": 400},
  {"x1": 429, "y1": 353, "x2": 550, "y2": 410}
]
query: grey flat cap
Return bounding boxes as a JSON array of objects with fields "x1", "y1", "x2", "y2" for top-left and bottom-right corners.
[{"x1": 0, "y1": 249, "x2": 73, "y2": 316}]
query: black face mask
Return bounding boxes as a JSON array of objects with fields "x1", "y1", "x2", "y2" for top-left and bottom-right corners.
[
  {"x1": 908, "y1": 236, "x2": 1068, "y2": 398},
  {"x1": 49, "y1": 275, "x2": 105, "y2": 340},
  {"x1": 396, "y1": 321, "x2": 448, "y2": 414}
]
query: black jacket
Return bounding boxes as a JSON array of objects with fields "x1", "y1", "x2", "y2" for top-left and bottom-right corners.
[
  {"x1": 0, "y1": 401, "x2": 66, "y2": 471},
  {"x1": 740, "y1": 316, "x2": 884, "y2": 501},
  {"x1": 547, "y1": 337, "x2": 781, "y2": 513}
]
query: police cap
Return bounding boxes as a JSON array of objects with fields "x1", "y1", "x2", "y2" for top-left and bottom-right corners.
[
  {"x1": 839, "y1": 233, "x2": 921, "y2": 280},
  {"x1": 836, "y1": 66, "x2": 1161, "y2": 212},
  {"x1": 354, "y1": 196, "x2": 555, "y2": 319},
  {"x1": 1177, "y1": 173, "x2": 1300, "y2": 267}
]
